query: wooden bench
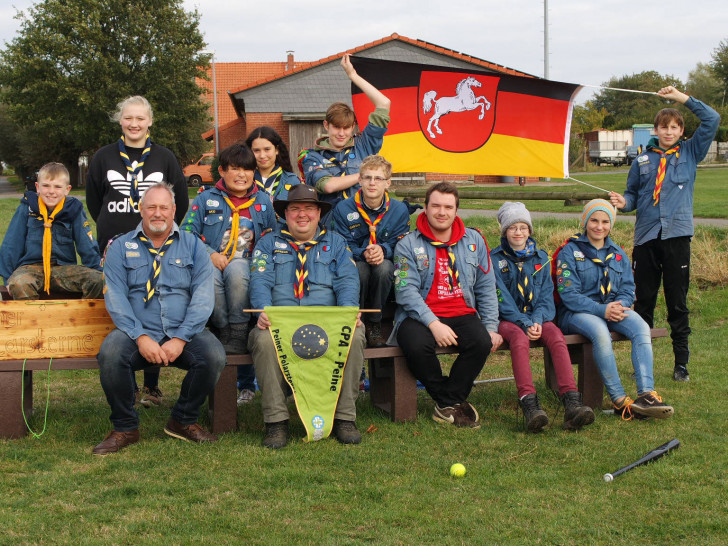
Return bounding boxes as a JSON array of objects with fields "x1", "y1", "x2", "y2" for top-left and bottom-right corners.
[
  {"x1": 367, "y1": 328, "x2": 669, "y2": 422},
  {"x1": 0, "y1": 313, "x2": 668, "y2": 438}
]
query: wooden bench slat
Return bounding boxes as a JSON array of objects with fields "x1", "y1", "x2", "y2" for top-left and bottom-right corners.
[{"x1": 0, "y1": 327, "x2": 669, "y2": 438}]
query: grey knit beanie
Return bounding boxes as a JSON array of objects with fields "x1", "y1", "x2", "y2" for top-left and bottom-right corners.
[{"x1": 497, "y1": 201, "x2": 533, "y2": 236}]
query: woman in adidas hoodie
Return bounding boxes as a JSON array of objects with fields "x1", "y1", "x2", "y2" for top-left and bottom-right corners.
[{"x1": 86, "y1": 95, "x2": 188, "y2": 253}]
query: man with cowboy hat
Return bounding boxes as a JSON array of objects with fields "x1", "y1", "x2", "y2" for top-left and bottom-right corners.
[{"x1": 248, "y1": 185, "x2": 365, "y2": 449}]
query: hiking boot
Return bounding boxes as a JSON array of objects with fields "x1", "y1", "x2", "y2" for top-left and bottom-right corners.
[
  {"x1": 164, "y1": 419, "x2": 218, "y2": 443},
  {"x1": 365, "y1": 321, "x2": 387, "y2": 347},
  {"x1": 92, "y1": 429, "x2": 140, "y2": 456},
  {"x1": 236, "y1": 388, "x2": 255, "y2": 405},
  {"x1": 215, "y1": 325, "x2": 231, "y2": 346},
  {"x1": 223, "y1": 323, "x2": 250, "y2": 355},
  {"x1": 433, "y1": 403, "x2": 479, "y2": 428},
  {"x1": 139, "y1": 386, "x2": 163, "y2": 408},
  {"x1": 561, "y1": 391, "x2": 595, "y2": 431},
  {"x1": 332, "y1": 419, "x2": 362, "y2": 444},
  {"x1": 673, "y1": 364, "x2": 690, "y2": 382},
  {"x1": 262, "y1": 420, "x2": 289, "y2": 449},
  {"x1": 631, "y1": 391, "x2": 674, "y2": 419},
  {"x1": 518, "y1": 393, "x2": 549, "y2": 433}
]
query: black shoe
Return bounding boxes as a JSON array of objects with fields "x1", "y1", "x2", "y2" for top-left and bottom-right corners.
[
  {"x1": 673, "y1": 365, "x2": 690, "y2": 382},
  {"x1": 332, "y1": 419, "x2": 362, "y2": 444},
  {"x1": 518, "y1": 393, "x2": 549, "y2": 433},
  {"x1": 223, "y1": 323, "x2": 250, "y2": 355},
  {"x1": 631, "y1": 391, "x2": 674, "y2": 419},
  {"x1": 262, "y1": 420, "x2": 289, "y2": 449},
  {"x1": 365, "y1": 322, "x2": 387, "y2": 348},
  {"x1": 561, "y1": 391, "x2": 595, "y2": 431}
]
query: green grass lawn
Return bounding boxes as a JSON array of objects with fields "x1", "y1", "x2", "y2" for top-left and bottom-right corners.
[
  {"x1": 1, "y1": 192, "x2": 728, "y2": 542},
  {"x1": 394, "y1": 166, "x2": 728, "y2": 219}
]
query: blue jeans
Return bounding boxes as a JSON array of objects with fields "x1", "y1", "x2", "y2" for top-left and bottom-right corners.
[
  {"x1": 561, "y1": 311, "x2": 654, "y2": 402},
  {"x1": 211, "y1": 258, "x2": 250, "y2": 328},
  {"x1": 98, "y1": 328, "x2": 226, "y2": 431}
]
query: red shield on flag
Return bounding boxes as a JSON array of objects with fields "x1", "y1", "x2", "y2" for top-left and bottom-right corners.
[{"x1": 418, "y1": 72, "x2": 499, "y2": 152}]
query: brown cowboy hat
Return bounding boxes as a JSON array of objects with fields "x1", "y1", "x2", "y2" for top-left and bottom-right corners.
[{"x1": 273, "y1": 184, "x2": 332, "y2": 217}]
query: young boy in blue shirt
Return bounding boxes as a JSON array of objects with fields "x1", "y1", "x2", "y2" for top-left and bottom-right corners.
[
  {"x1": 332, "y1": 155, "x2": 410, "y2": 346},
  {"x1": 610, "y1": 86, "x2": 720, "y2": 382},
  {"x1": 181, "y1": 144, "x2": 276, "y2": 404},
  {"x1": 300, "y1": 54, "x2": 391, "y2": 213},
  {"x1": 0, "y1": 162, "x2": 103, "y2": 300}
]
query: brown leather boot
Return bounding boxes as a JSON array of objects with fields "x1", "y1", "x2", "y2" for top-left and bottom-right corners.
[{"x1": 92, "y1": 430, "x2": 140, "y2": 456}]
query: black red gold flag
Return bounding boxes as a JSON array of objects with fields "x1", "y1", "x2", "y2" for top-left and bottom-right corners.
[{"x1": 350, "y1": 56, "x2": 582, "y2": 178}]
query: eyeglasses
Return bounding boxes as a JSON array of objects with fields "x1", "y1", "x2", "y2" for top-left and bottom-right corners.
[
  {"x1": 360, "y1": 176, "x2": 389, "y2": 183},
  {"x1": 506, "y1": 225, "x2": 529, "y2": 233}
]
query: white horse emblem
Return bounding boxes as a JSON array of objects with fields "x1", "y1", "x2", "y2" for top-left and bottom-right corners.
[{"x1": 422, "y1": 77, "x2": 491, "y2": 139}]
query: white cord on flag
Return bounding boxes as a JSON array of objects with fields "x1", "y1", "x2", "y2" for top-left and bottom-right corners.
[
  {"x1": 566, "y1": 176, "x2": 611, "y2": 193},
  {"x1": 580, "y1": 84, "x2": 659, "y2": 96}
]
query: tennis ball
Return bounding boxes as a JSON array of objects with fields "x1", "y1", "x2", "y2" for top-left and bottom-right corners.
[{"x1": 450, "y1": 463, "x2": 466, "y2": 478}]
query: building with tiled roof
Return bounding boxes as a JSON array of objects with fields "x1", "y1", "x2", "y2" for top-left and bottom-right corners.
[{"x1": 199, "y1": 33, "x2": 536, "y2": 183}]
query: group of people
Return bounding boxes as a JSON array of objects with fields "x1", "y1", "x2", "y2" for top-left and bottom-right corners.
[{"x1": 0, "y1": 51, "x2": 718, "y2": 454}]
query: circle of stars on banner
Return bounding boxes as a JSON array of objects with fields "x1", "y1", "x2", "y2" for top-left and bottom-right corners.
[{"x1": 291, "y1": 325, "x2": 329, "y2": 359}]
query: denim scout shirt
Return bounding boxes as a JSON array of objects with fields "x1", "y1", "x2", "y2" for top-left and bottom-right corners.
[{"x1": 103, "y1": 223, "x2": 214, "y2": 342}]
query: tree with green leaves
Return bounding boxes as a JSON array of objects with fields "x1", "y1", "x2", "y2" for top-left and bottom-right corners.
[
  {"x1": 591, "y1": 71, "x2": 684, "y2": 131},
  {"x1": 0, "y1": 0, "x2": 211, "y2": 185},
  {"x1": 686, "y1": 62, "x2": 724, "y2": 107}
]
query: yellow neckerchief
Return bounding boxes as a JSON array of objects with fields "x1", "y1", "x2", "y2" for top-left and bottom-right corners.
[
  {"x1": 138, "y1": 234, "x2": 176, "y2": 305},
  {"x1": 354, "y1": 190, "x2": 390, "y2": 245},
  {"x1": 37, "y1": 197, "x2": 66, "y2": 294},
  {"x1": 281, "y1": 228, "x2": 326, "y2": 299},
  {"x1": 653, "y1": 145, "x2": 680, "y2": 206},
  {"x1": 222, "y1": 194, "x2": 256, "y2": 261}
]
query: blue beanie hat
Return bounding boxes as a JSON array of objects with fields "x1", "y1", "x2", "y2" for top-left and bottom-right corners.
[{"x1": 581, "y1": 199, "x2": 616, "y2": 228}]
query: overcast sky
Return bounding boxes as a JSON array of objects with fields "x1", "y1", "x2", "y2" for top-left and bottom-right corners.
[{"x1": 2, "y1": 0, "x2": 726, "y2": 104}]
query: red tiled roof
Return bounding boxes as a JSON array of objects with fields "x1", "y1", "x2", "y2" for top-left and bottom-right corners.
[
  {"x1": 197, "y1": 61, "x2": 315, "y2": 126},
  {"x1": 227, "y1": 33, "x2": 533, "y2": 96},
  {"x1": 199, "y1": 33, "x2": 534, "y2": 127}
]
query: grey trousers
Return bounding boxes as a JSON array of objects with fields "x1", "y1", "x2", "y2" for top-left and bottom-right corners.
[{"x1": 249, "y1": 325, "x2": 365, "y2": 423}]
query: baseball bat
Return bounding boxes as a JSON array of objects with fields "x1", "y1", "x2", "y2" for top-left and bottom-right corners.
[{"x1": 603, "y1": 438, "x2": 680, "y2": 482}]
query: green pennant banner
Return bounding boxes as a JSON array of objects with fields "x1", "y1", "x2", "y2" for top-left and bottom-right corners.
[{"x1": 265, "y1": 306, "x2": 359, "y2": 442}]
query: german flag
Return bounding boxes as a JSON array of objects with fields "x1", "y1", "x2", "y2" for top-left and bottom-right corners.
[{"x1": 350, "y1": 56, "x2": 581, "y2": 178}]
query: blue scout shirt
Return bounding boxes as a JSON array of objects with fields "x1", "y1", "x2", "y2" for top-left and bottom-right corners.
[
  {"x1": 622, "y1": 97, "x2": 719, "y2": 245},
  {"x1": 555, "y1": 233, "x2": 634, "y2": 330},
  {"x1": 103, "y1": 223, "x2": 214, "y2": 343},
  {"x1": 0, "y1": 193, "x2": 101, "y2": 282},
  {"x1": 301, "y1": 108, "x2": 389, "y2": 208},
  {"x1": 255, "y1": 168, "x2": 301, "y2": 202},
  {"x1": 249, "y1": 226, "x2": 359, "y2": 308},
  {"x1": 180, "y1": 185, "x2": 276, "y2": 256},
  {"x1": 331, "y1": 192, "x2": 410, "y2": 261},
  {"x1": 490, "y1": 241, "x2": 554, "y2": 332},
  {"x1": 389, "y1": 226, "x2": 499, "y2": 344}
]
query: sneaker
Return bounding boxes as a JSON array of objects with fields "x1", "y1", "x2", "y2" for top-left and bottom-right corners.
[
  {"x1": 673, "y1": 365, "x2": 690, "y2": 382},
  {"x1": 612, "y1": 395, "x2": 647, "y2": 420},
  {"x1": 92, "y1": 430, "x2": 140, "y2": 456},
  {"x1": 262, "y1": 420, "x2": 289, "y2": 449},
  {"x1": 518, "y1": 393, "x2": 549, "y2": 433},
  {"x1": 365, "y1": 322, "x2": 387, "y2": 348},
  {"x1": 164, "y1": 419, "x2": 218, "y2": 443},
  {"x1": 561, "y1": 391, "x2": 595, "y2": 431},
  {"x1": 631, "y1": 391, "x2": 674, "y2": 419},
  {"x1": 455, "y1": 402, "x2": 480, "y2": 424},
  {"x1": 139, "y1": 386, "x2": 163, "y2": 408},
  {"x1": 432, "y1": 403, "x2": 480, "y2": 428},
  {"x1": 332, "y1": 420, "x2": 362, "y2": 444},
  {"x1": 133, "y1": 388, "x2": 140, "y2": 406},
  {"x1": 236, "y1": 389, "x2": 255, "y2": 405}
]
